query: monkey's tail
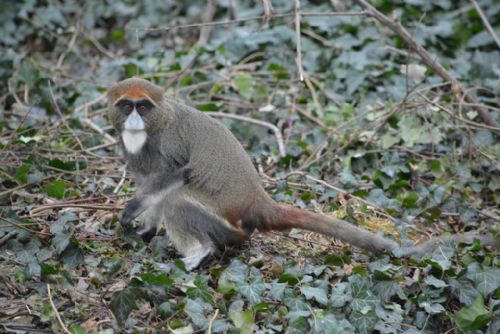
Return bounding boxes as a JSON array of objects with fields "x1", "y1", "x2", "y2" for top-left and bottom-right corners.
[
  {"x1": 280, "y1": 206, "x2": 400, "y2": 255},
  {"x1": 256, "y1": 203, "x2": 499, "y2": 257}
]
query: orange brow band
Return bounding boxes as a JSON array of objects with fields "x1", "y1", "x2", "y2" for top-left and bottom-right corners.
[{"x1": 113, "y1": 90, "x2": 158, "y2": 107}]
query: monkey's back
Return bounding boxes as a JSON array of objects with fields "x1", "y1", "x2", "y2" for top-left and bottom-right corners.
[{"x1": 163, "y1": 99, "x2": 268, "y2": 218}]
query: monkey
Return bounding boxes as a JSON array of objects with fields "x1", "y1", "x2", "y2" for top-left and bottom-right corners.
[{"x1": 107, "y1": 77, "x2": 498, "y2": 270}]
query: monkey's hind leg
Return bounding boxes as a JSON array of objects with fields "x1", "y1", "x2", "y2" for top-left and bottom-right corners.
[{"x1": 161, "y1": 196, "x2": 245, "y2": 270}]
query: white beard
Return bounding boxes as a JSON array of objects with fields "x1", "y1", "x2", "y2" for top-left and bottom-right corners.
[{"x1": 122, "y1": 130, "x2": 147, "y2": 154}]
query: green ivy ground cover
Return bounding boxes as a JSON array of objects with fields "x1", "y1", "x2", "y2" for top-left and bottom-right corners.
[{"x1": 0, "y1": 1, "x2": 499, "y2": 333}]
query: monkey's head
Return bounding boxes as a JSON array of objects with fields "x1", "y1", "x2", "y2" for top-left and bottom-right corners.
[
  {"x1": 107, "y1": 78, "x2": 171, "y2": 153},
  {"x1": 107, "y1": 77, "x2": 169, "y2": 132}
]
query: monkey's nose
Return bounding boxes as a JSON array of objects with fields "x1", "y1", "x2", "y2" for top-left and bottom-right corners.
[{"x1": 124, "y1": 110, "x2": 145, "y2": 130}]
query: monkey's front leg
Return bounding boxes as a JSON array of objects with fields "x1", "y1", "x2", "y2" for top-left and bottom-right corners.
[{"x1": 120, "y1": 168, "x2": 188, "y2": 230}]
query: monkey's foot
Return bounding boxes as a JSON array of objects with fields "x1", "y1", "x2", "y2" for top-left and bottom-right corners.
[{"x1": 182, "y1": 247, "x2": 212, "y2": 271}]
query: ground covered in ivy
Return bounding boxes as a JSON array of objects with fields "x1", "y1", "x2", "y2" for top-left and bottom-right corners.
[{"x1": 0, "y1": 1, "x2": 499, "y2": 333}]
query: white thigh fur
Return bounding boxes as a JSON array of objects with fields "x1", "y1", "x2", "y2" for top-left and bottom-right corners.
[{"x1": 122, "y1": 130, "x2": 147, "y2": 154}]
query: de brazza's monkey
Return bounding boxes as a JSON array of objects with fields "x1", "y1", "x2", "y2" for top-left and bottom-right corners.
[{"x1": 107, "y1": 77, "x2": 497, "y2": 270}]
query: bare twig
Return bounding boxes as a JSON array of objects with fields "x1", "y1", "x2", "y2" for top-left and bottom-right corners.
[
  {"x1": 56, "y1": 23, "x2": 80, "y2": 72},
  {"x1": 85, "y1": 32, "x2": 115, "y2": 58},
  {"x1": 0, "y1": 230, "x2": 18, "y2": 247},
  {"x1": 113, "y1": 167, "x2": 127, "y2": 194},
  {"x1": 197, "y1": 0, "x2": 217, "y2": 47},
  {"x1": 416, "y1": 92, "x2": 500, "y2": 131},
  {"x1": 295, "y1": 0, "x2": 304, "y2": 81},
  {"x1": 0, "y1": 216, "x2": 51, "y2": 236},
  {"x1": 135, "y1": 11, "x2": 368, "y2": 32},
  {"x1": 478, "y1": 209, "x2": 500, "y2": 223},
  {"x1": 262, "y1": 0, "x2": 274, "y2": 24},
  {"x1": 302, "y1": 28, "x2": 341, "y2": 49},
  {"x1": 166, "y1": 0, "x2": 217, "y2": 88},
  {"x1": 47, "y1": 284, "x2": 71, "y2": 334},
  {"x1": 80, "y1": 118, "x2": 116, "y2": 144},
  {"x1": 470, "y1": 0, "x2": 500, "y2": 49},
  {"x1": 207, "y1": 309, "x2": 219, "y2": 334},
  {"x1": 295, "y1": 105, "x2": 326, "y2": 127},
  {"x1": 352, "y1": 0, "x2": 500, "y2": 130},
  {"x1": 283, "y1": 171, "x2": 398, "y2": 222},
  {"x1": 48, "y1": 81, "x2": 85, "y2": 151},
  {"x1": 206, "y1": 112, "x2": 286, "y2": 157},
  {"x1": 74, "y1": 93, "x2": 106, "y2": 114},
  {"x1": 29, "y1": 203, "x2": 121, "y2": 217}
]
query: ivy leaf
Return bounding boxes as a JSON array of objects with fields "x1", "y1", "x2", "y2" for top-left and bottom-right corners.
[
  {"x1": 349, "y1": 275, "x2": 379, "y2": 312},
  {"x1": 235, "y1": 279, "x2": 267, "y2": 305},
  {"x1": 266, "y1": 282, "x2": 287, "y2": 301},
  {"x1": 18, "y1": 60, "x2": 39, "y2": 86},
  {"x1": 233, "y1": 74, "x2": 254, "y2": 98},
  {"x1": 372, "y1": 281, "x2": 406, "y2": 302},
  {"x1": 140, "y1": 272, "x2": 174, "y2": 286},
  {"x1": 466, "y1": 262, "x2": 500, "y2": 297},
  {"x1": 424, "y1": 276, "x2": 448, "y2": 288},
  {"x1": 44, "y1": 180, "x2": 66, "y2": 199},
  {"x1": 68, "y1": 324, "x2": 85, "y2": 334},
  {"x1": 50, "y1": 212, "x2": 78, "y2": 235},
  {"x1": 300, "y1": 286, "x2": 328, "y2": 306},
  {"x1": 380, "y1": 133, "x2": 399, "y2": 149},
  {"x1": 349, "y1": 310, "x2": 378, "y2": 334},
  {"x1": 25, "y1": 260, "x2": 41, "y2": 279},
  {"x1": 419, "y1": 301, "x2": 445, "y2": 314},
  {"x1": 40, "y1": 263, "x2": 58, "y2": 281},
  {"x1": 52, "y1": 232, "x2": 71, "y2": 255},
  {"x1": 109, "y1": 288, "x2": 140, "y2": 326},
  {"x1": 197, "y1": 103, "x2": 219, "y2": 111},
  {"x1": 454, "y1": 294, "x2": 492, "y2": 331},
  {"x1": 284, "y1": 296, "x2": 309, "y2": 311},
  {"x1": 61, "y1": 243, "x2": 84, "y2": 268},
  {"x1": 171, "y1": 324, "x2": 194, "y2": 334},
  {"x1": 422, "y1": 242, "x2": 454, "y2": 270},
  {"x1": 402, "y1": 191, "x2": 419, "y2": 208},
  {"x1": 375, "y1": 303, "x2": 405, "y2": 333},
  {"x1": 286, "y1": 310, "x2": 311, "y2": 322},
  {"x1": 331, "y1": 282, "x2": 352, "y2": 307},
  {"x1": 220, "y1": 259, "x2": 247, "y2": 283},
  {"x1": 278, "y1": 273, "x2": 300, "y2": 286},
  {"x1": 186, "y1": 275, "x2": 213, "y2": 304},
  {"x1": 228, "y1": 309, "x2": 254, "y2": 334},
  {"x1": 312, "y1": 313, "x2": 355, "y2": 334},
  {"x1": 184, "y1": 298, "x2": 209, "y2": 328},
  {"x1": 15, "y1": 163, "x2": 43, "y2": 184},
  {"x1": 449, "y1": 278, "x2": 480, "y2": 305},
  {"x1": 398, "y1": 115, "x2": 424, "y2": 146}
]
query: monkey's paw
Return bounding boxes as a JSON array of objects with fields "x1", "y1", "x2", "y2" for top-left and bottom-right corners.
[{"x1": 120, "y1": 198, "x2": 142, "y2": 229}]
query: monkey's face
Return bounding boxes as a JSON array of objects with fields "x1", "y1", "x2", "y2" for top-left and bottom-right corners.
[
  {"x1": 113, "y1": 98, "x2": 156, "y2": 154},
  {"x1": 107, "y1": 78, "x2": 167, "y2": 154}
]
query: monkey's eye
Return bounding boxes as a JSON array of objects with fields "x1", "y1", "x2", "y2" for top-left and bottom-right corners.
[
  {"x1": 122, "y1": 103, "x2": 133, "y2": 114},
  {"x1": 136, "y1": 101, "x2": 153, "y2": 115}
]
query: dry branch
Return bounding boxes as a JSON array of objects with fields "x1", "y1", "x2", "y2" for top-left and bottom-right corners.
[
  {"x1": 471, "y1": 0, "x2": 500, "y2": 49},
  {"x1": 294, "y1": 0, "x2": 305, "y2": 81},
  {"x1": 135, "y1": 11, "x2": 367, "y2": 32},
  {"x1": 352, "y1": 0, "x2": 500, "y2": 130},
  {"x1": 206, "y1": 112, "x2": 286, "y2": 157},
  {"x1": 47, "y1": 284, "x2": 71, "y2": 334}
]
